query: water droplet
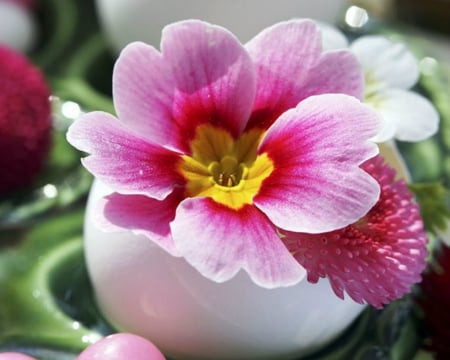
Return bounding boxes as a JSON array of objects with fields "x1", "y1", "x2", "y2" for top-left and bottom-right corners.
[{"x1": 345, "y1": 6, "x2": 369, "y2": 28}]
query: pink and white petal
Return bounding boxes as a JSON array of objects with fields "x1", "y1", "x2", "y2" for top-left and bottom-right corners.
[
  {"x1": 161, "y1": 20, "x2": 256, "y2": 145},
  {"x1": 351, "y1": 35, "x2": 419, "y2": 90},
  {"x1": 245, "y1": 19, "x2": 363, "y2": 129},
  {"x1": 113, "y1": 41, "x2": 181, "y2": 151},
  {"x1": 67, "y1": 111, "x2": 184, "y2": 199},
  {"x1": 302, "y1": 49, "x2": 364, "y2": 101},
  {"x1": 171, "y1": 198, "x2": 306, "y2": 288},
  {"x1": 370, "y1": 89, "x2": 439, "y2": 142},
  {"x1": 256, "y1": 94, "x2": 381, "y2": 234},
  {"x1": 94, "y1": 191, "x2": 183, "y2": 256},
  {"x1": 245, "y1": 19, "x2": 322, "y2": 129}
]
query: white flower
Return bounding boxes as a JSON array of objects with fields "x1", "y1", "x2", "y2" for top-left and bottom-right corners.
[
  {"x1": 314, "y1": 20, "x2": 349, "y2": 50},
  {"x1": 317, "y1": 25, "x2": 440, "y2": 143},
  {"x1": 350, "y1": 35, "x2": 439, "y2": 143}
]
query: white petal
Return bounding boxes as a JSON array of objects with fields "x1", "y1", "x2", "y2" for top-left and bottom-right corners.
[
  {"x1": 371, "y1": 89, "x2": 439, "y2": 142},
  {"x1": 351, "y1": 35, "x2": 419, "y2": 90},
  {"x1": 314, "y1": 20, "x2": 348, "y2": 50},
  {"x1": 370, "y1": 115, "x2": 397, "y2": 143}
]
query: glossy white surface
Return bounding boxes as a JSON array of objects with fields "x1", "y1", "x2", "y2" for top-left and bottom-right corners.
[
  {"x1": 95, "y1": 0, "x2": 345, "y2": 51},
  {"x1": 84, "y1": 180, "x2": 365, "y2": 360}
]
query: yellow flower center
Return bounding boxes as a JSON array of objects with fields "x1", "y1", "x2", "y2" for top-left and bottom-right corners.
[{"x1": 178, "y1": 124, "x2": 274, "y2": 210}]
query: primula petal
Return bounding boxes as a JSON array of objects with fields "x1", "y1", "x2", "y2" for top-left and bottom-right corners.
[
  {"x1": 94, "y1": 190, "x2": 183, "y2": 256},
  {"x1": 113, "y1": 41, "x2": 179, "y2": 150},
  {"x1": 370, "y1": 89, "x2": 439, "y2": 142},
  {"x1": 351, "y1": 35, "x2": 419, "y2": 90},
  {"x1": 245, "y1": 19, "x2": 363, "y2": 129},
  {"x1": 303, "y1": 50, "x2": 364, "y2": 101},
  {"x1": 283, "y1": 156, "x2": 428, "y2": 309},
  {"x1": 256, "y1": 94, "x2": 381, "y2": 233},
  {"x1": 114, "y1": 21, "x2": 256, "y2": 153},
  {"x1": 171, "y1": 198, "x2": 306, "y2": 288},
  {"x1": 161, "y1": 20, "x2": 256, "y2": 147},
  {"x1": 67, "y1": 112, "x2": 183, "y2": 199}
]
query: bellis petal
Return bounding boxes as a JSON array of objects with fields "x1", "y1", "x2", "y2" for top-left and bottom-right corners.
[
  {"x1": 283, "y1": 156, "x2": 428, "y2": 308},
  {"x1": 66, "y1": 111, "x2": 183, "y2": 199},
  {"x1": 255, "y1": 94, "x2": 381, "y2": 233},
  {"x1": 171, "y1": 198, "x2": 306, "y2": 288}
]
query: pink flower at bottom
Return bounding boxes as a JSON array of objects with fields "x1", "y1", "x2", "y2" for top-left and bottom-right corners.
[
  {"x1": 283, "y1": 156, "x2": 428, "y2": 308},
  {"x1": 0, "y1": 353, "x2": 36, "y2": 360},
  {"x1": 77, "y1": 333, "x2": 165, "y2": 360},
  {"x1": 67, "y1": 20, "x2": 382, "y2": 289}
]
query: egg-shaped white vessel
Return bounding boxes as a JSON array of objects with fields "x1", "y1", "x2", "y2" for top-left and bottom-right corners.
[{"x1": 84, "y1": 179, "x2": 365, "y2": 360}]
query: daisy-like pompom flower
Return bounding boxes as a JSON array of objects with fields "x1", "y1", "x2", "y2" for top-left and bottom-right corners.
[
  {"x1": 283, "y1": 155, "x2": 428, "y2": 308},
  {"x1": 350, "y1": 35, "x2": 439, "y2": 143},
  {"x1": 0, "y1": 45, "x2": 51, "y2": 195},
  {"x1": 68, "y1": 19, "x2": 382, "y2": 288}
]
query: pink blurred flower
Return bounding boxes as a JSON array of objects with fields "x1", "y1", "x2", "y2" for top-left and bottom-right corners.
[
  {"x1": 67, "y1": 20, "x2": 382, "y2": 288},
  {"x1": 5, "y1": 0, "x2": 36, "y2": 10},
  {"x1": 0, "y1": 353, "x2": 36, "y2": 360},
  {"x1": 0, "y1": 334, "x2": 165, "y2": 360},
  {"x1": 0, "y1": 45, "x2": 51, "y2": 194},
  {"x1": 77, "y1": 333, "x2": 165, "y2": 360},
  {"x1": 283, "y1": 156, "x2": 428, "y2": 308}
]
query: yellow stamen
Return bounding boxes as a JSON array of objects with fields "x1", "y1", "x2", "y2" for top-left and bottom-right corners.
[{"x1": 178, "y1": 124, "x2": 274, "y2": 210}]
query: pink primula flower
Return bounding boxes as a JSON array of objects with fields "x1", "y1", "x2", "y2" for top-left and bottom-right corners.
[
  {"x1": 284, "y1": 156, "x2": 428, "y2": 308},
  {"x1": 67, "y1": 20, "x2": 382, "y2": 288}
]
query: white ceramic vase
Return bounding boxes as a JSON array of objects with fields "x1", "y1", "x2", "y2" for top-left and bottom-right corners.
[
  {"x1": 95, "y1": 0, "x2": 346, "y2": 51},
  {"x1": 84, "y1": 180, "x2": 366, "y2": 360}
]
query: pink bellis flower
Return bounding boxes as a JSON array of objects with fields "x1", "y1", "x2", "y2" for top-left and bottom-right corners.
[
  {"x1": 67, "y1": 19, "x2": 382, "y2": 289},
  {"x1": 283, "y1": 155, "x2": 428, "y2": 308}
]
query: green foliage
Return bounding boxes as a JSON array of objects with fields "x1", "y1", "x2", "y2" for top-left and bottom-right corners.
[{"x1": 409, "y1": 182, "x2": 450, "y2": 233}]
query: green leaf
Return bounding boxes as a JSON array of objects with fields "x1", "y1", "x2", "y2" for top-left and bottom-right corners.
[{"x1": 409, "y1": 182, "x2": 450, "y2": 233}]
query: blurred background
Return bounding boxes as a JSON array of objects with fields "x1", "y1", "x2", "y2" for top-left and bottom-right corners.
[{"x1": 0, "y1": 1, "x2": 449, "y2": 359}]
